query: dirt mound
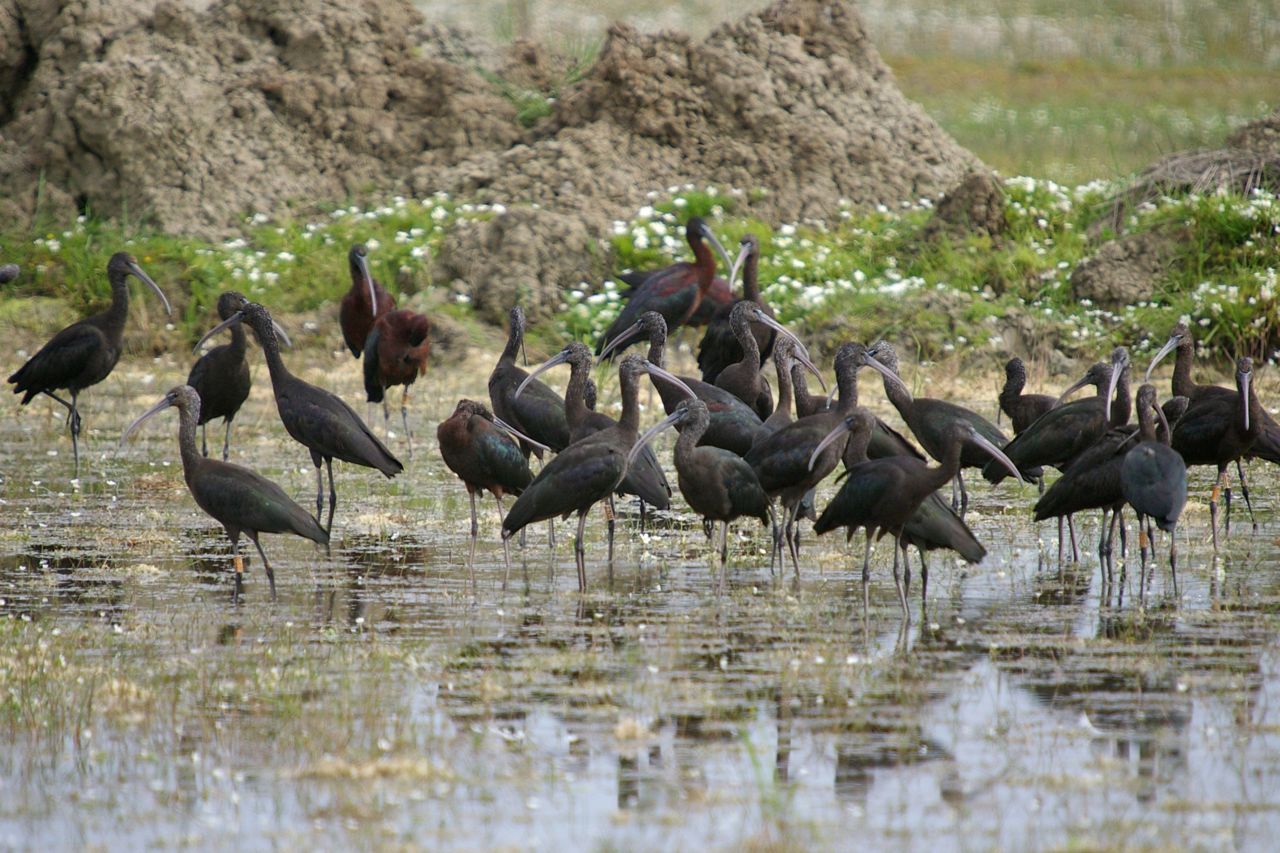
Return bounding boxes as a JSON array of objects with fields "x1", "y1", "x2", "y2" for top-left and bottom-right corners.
[
  {"x1": 1070, "y1": 226, "x2": 1189, "y2": 308},
  {"x1": 1, "y1": 0, "x2": 982, "y2": 321},
  {"x1": 921, "y1": 170, "x2": 1007, "y2": 243}
]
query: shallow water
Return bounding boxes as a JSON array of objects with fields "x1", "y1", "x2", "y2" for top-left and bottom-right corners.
[{"x1": 3, "y1": 346, "x2": 1280, "y2": 850}]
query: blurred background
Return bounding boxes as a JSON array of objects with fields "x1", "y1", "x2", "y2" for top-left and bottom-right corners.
[{"x1": 415, "y1": 0, "x2": 1278, "y2": 182}]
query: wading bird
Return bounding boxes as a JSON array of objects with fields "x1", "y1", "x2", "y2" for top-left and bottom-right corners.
[
  {"x1": 628, "y1": 399, "x2": 773, "y2": 574},
  {"x1": 362, "y1": 308, "x2": 431, "y2": 457},
  {"x1": 339, "y1": 244, "x2": 396, "y2": 358},
  {"x1": 501, "y1": 356, "x2": 694, "y2": 592},
  {"x1": 714, "y1": 301, "x2": 776, "y2": 419},
  {"x1": 489, "y1": 305, "x2": 570, "y2": 459},
  {"x1": 8, "y1": 252, "x2": 171, "y2": 477},
  {"x1": 1121, "y1": 384, "x2": 1187, "y2": 584},
  {"x1": 197, "y1": 301, "x2": 402, "y2": 537},
  {"x1": 595, "y1": 217, "x2": 733, "y2": 358},
  {"x1": 188, "y1": 292, "x2": 263, "y2": 461},
  {"x1": 697, "y1": 234, "x2": 776, "y2": 383},
  {"x1": 998, "y1": 357, "x2": 1058, "y2": 435},
  {"x1": 122, "y1": 385, "x2": 328, "y2": 602}
]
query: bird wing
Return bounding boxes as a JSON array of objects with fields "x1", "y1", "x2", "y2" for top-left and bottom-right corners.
[
  {"x1": 473, "y1": 421, "x2": 534, "y2": 494},
  {"x1": 714, "y1": 451, "x2": 772, "y2": 522},
  {"x1": 361, "y1": 323, "x2": 385, "y2": 404},
  {"x1": 190, "y1": 462, "x2": 327, "y2": 543},
  {"x1": 813, "y1": 460, "x2": 906, "y2": 535},
  {"x1": 501, "y1": 441, "x2": 625, "y2": 533},
  {"x1": 281, "y1": 381, "x2": 402, "y2": 475},
  {"x1": 902, "y1": 491, "x2": 985, "y2": 563},
  {"x1": 8, "y1": 322, "x2": 108, "y2": 400}
]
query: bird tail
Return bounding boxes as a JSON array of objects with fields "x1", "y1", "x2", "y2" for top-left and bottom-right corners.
[
  {"x1": 1246, "y1": 419, "x2": 1280, "y2": 464},
  {"x1": 501, "y1": 484, "x2": 548, "y2": 538},
  {"x1": 362, "y1": 326, "x2": 385, "y2": 404}
]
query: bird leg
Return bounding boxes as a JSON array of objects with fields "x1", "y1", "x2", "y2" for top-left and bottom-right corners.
[
  {"x1": 467, "y1": 489, "x2": 478, "y2": 586},
  {"x1": 1169, "y1": 525, "x2": 1179, "y2": 597},
  {"x1": 201, "y1": 423, "x2": 209, "y2": 458},
  {"x1": 230, "y1": 534, "x2": 244, "y2": 605},
  {"x1": 574, "y1": 510, "x2": 589, "y2": 593},
  {"x1": 604, "y1": 497, "x2": 616, "y2": 566},
  {"x1": 1210, "y1": 470, "x2": 1224, "y2": 551},
  {"x1": 719, "y1": 520, "x2": 730, "y2": 573},
  {"x1": 401, "y1": 386, "x2": 413, "y2": 460},
  {"x1": 861, "y1": 532, "x2": 873, "y2": 623},
  {"x1": 248, "y1": 533, "x2": 277, "y2": 602},
  {"x1": 784, "y1": 502, "x2": 801, "y2": 580},
  {"x1": 639, "y1": 499, "x2": 647, "y2": 533},
  {"x1": 703, "y1": 518, "x2": 715, "y2": 540},
  {"x1": 1235, "y1": 458, "x2": 1257, "y2": 529},
  {"x1": 382, "y1": 398, "x2": 391, "y2": 441},
  {"x1": 1057, "y1": 516, "x2": 1065, "y2": 565},
  {"x1": 325, "y1": 457, "x2": 337, "y2": 537},
  {"x1": 891, "y1": 537, "x2": 909, "y2": 619},
  {"x1": 957, "y1": 470, "x2": 969, "y2": 519},
  {"x1": 1068, "y1": 515, "x2": 1079, "y2": 562},
  {"x1": 918, "y1": 549, "x2": 930, "y2": 612},
  {"x1": 67, "y1": 390, "x2": 82, "y2": 478},
  {"x1": 1117, "y1": 507, "x2": 1127, "y2": 561},
  {"x1": 495, "y1": 495, "x2": 511, "y2": 589},
  {"x1": 313, "y1": 460, "x2": 325, "y2": 529},
  {"x1": 222, "y1": 418, "x2": 233, "y2": 462}
]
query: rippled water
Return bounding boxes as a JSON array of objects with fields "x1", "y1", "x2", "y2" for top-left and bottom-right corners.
[{"x1": 3, "y1": 348, "x2": 1280, "y2": 850}]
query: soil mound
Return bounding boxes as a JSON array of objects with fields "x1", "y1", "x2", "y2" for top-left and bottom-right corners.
[{"x1": 1, "y1": 0, "x2": 982, "y2": 322}]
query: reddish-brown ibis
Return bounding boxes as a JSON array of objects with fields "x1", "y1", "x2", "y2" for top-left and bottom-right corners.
[
  {"x1": 501, "y1": 355, "x2": 694, "y2": 592},
  {"x1": 1167, "y1": 356, "x2": 1261, "y2": 548},
  {"x1": 744, "y1": 343, "x2": 907, "y2": 574},
  {"x1": 696, "y1": 234, "x2": 776, "y2": 384},
  {"x1": 437, "y1": 399, "x2": 535, "y2": 580},
  {"x1": 8, "y1": 252, "x2": 171, "y2": 477},
  {"x1": 813, "y1": 413, "x2": 1021, "y2": 618},
  {"x1": 187, "y1": 291, "x2": 270, "y2": 461},
  {"x1": 597, "y1": 310, "x2": 769, "y2": 455},
  {"x1": 714, "y1": 301, "x2": 776, "y2": 420},
  {"x1": 628, "y1": 398, "x2": 773, "y2": 572},
  {"x1": 1146, "y1": 320, "x2": 1278, "y2": 526},
  {"x1": 686, "y1": 276, "x2": 735, "y2": 326},
  {"x1": 595, "y1": 217, "x2": 733, "y2": 358},
  {"x1": 518, "y1": 341, "x2": 673, "y2": 555},
  {"x1": 339, "y1": 244, "x2": 396, "y2": 358},
  {"x1": 489, "y1": 306, "x2": 570, "y2": 459},
  {"x1": 999, "y1": 357, "x2": 1058, "y2": 434},
  {"x1": 867, "y1": 341, "x2": 1037, "y2": 518},
  {"x1": 197, "y1": 301, "x2": 402, "y2": 537},
  {"x1": 1121, "y1": 384, "x2": 1187, "y2": 580},
  {"x1": 362, "y1": 308, "x2": 431, "y2": 458},
  {"x1": 122, "y1": 385, "x2": 328, "y2": 601}
]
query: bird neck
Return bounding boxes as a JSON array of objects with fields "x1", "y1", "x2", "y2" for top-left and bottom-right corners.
[
  {"x1": 741, "y1": 255, "x2": 760, "y2": 301},
  {"x1": 732, "y1": 315, "x2": 760, "y2": 370},
  {"x1": 879, "y1": 363, "x2": 913, "y2": 418},
  {"x1": 104, "y1": 273, "x2": 132, "y2": 333},
  {"x1": 253, "y1": 323, "x2": 292, "y2": 388},
  {"x1": 844, "y1": 417, "x2": 872, "y2": 465},
  {"x1": 1137, "y1": 401, "x2": 1158, "y2": 443},
  {"x1": 1110, "y1": 371, "x2": 1132, "y2": 427},
  {"x1": 563, "y1": 359, "x2": 592, "y2": 431},
  {"x1": 691, "y1": 238, "x2": 716, "y2": 289},
  {"x1": 1172, "y1": 339, "x2": 1195, "y2": 397},
  {"x1": 772, "y1": 360, "x2": 794, "y2": 420},
  {"x1": 674, "y1": 415, "x2": 705, "y2": 462},
  {"x1": 227, "y1": 320, "x2": 247, "y2": 358},
  {"x1": 791, "y1": 364, "x2": 813, "y2": 417},
  {"x1": 499, "y1": 324, "x2": 522, "y2": 366},
  {"x1": 999, "y1": 368, "x2": 1024, "y2": 411},
  {"x1": 617, "y1": 371, "x2": 642, "y2": 435},
  {"x1": 835, "y1": 366, "x2": 860, "y2": 414},
  {"x1": 175, "y1": 402, "x2": 204, "y2": 478},
  {"x1": 646, "y1": 332, "x2": 667, "y2": 369},
  {"x1": 930, "y1": 433, "x2": 967, "y2": 490}
]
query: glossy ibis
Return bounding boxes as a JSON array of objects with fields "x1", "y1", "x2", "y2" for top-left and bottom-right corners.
[
  {"x1": 8, "y1": 252, "x2": 171, "y2": 477},
  {"x1": 686, "y1": 275, "x2": 736, "y2": 327},
  {"x1": 501, "y1": 355, "x2": 694, "y2": 591},
  {"x1": 597, "y1": 310, "x2": 768, "y2": 455},
  {"x1": 197, "y1": 301, "x2": 402, "y2": 537},
  {"x1": 791, "y1": 360, "x2": 829, "y2": 419},
  {"x1": 629, "y1": 398, "x2": 773, "y2": 574},
  {"x1": 898, "y1": 492, "x2": 986, "y2": 608},
  {"x1": 437, "y1": 399, "x2": 535, "y2": 580},
  {"x1": 813, "y1": 413, "x2": 1021, "y2": 618},
  {"x1": 696, "y1": 234, "x2": 776, "y2": 383},
  {"x1": 362, "y1": 308, "x2": 431, "y2": 458},
  {"x1": 866, "y1": 341, "x2": 1036, "y2": 517},
  {"x1": 518, "y1": 341, "x2": 673, "y2": 555},
  {"x1": 998, "y1": 357, "x2": 1058, "y2": 434},
  {"x1": 714, "y1": 301, "x2": 777, "y2": 419},
  {"x1": 489, "y1": 306, "x2": 570, "y2": 459},
  {"x1": 339, "y1": 244, "x2": 396, "y2": 358},
  {"x1": 187, "y1": 291, "x2": 267, "y2": 461},
  {"x1": 121, "y1": 385, "x2": 328, "y2": 601},
  {"x1": 1167, "y1": 356, "x2": 1261, "y2": 549},
  {"x1": 744, "y1": 343, "x2": 908, "y2": 574},
  {"x1": 595, "y1": 217, "x2": 733, "y2": 358},
  {"x1": 1146, "y1": 320, "x2": 1276, "y2": 527},
  {"x1": 757, "y1": 337, "x2": 800, "y2": 441},
  {"x1": 1121, "y1": 384, "x2": 1187, "y2": 582}
]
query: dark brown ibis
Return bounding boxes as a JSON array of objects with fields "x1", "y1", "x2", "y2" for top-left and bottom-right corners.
[
  {"x1": 744, "y1": 343, "x2": 907, "y2": 574},
  {"x1": 188, "y1": 291, "x2": 262, "y2": 461},
  {"x1": 757, "y1": 337, "x2": 800, "y2": 441},
  {"x1": 1146, "y1": 320, "x2": 1277, "y2": 527},
  {"x1": 121, "y1": 385, "x2": 328, "y2": 601},
  {"x1": 362, "y1": 308, "x2": 431, "y2": 458},
  {"x1": 597, "y1": 310, "x2": 770, "y2": 455},
  {"x1": 628, "y1": 399, "x2": 773, "y2": 573},
  {"x1": 197, "y1": 301, "x2": 402, "y2": 537},
  {"x1": 517, "y1": 341, "x2": 673, "y2": 555},
  {"x1": 8, "y1": 252, "x2": 171, "y2": 477},
  {"x1": 501, "y1": 355, "x2": 695, "y2": 591},
  {"x1": 812, "y1": 412, "x2": 1021, "y2": 618},
  {"x1": 714, "y1": 301, "x2": 776, "y2": 420},
  {"x1": 696, "y1": 234, "x2": 776, "y2": 384},
  {"x1": 1121, "y1": 384, "x2": 1187, "y2": 582},
  {"x1": 595, "y1": 217, "x2": 733, "y2": 358},
  {"x1": 1166, "y1": 356, "x2": 1261, "y2": 549},
  {"x1": 339, "y1": 244, "x2": 396, "y2": 358},
  {"x1": 791, "y1": 360, "x2": 829, "y2": 419},
  {"x1": 867, "y1": 341, "x2": 1038, "y2": 517},
  {"x1": 898, "y1": 492, "x2": 986, "y2": 608},
  {"x1": 488, "y1": 306, "x2": 570, "y2": 459},
  {"x1": 999, "y1": 357, "x2": 1058, "y2": 435},
  {"x1": 437, "y1": 399, "x2": 535, "y2": 580}
]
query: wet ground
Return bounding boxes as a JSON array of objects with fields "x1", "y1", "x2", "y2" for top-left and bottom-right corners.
[{"x1": 3, "y1": 342, "x2": 1280, "y2": 850}]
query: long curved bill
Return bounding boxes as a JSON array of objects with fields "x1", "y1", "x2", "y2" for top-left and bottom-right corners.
[
  {"x1": 864, "y1": 352, "x2": 909, "y2": 398},
  {"x1": 194, "y1": 310, "x2": 291, "y2": 352},
  {"x1": 492, "y1": 416, "x2": 551, "y2": 453},
  {"x1": 1155, "y1": 396, "x2": 1172, "y2": 441},
  {"x1": 1055, "y1": 369, "x2": 1097, "y2": 406},
  {"x1": 1241, "y1": 371, "x2": 1251, "y2": 431},
  {"x1": 356, "y1": 252, "x2": 378, "y2": 316},
  {"x1": 1144, "y1": 335, "x2": 1180, "y2": 383},
  {"x1": 515, "y1": 349, "x2": 571, "y2": 399},
  {"x1": 702, "y1": 227, "x2": 734, "y2": 278},
  {"x1": 119, "y1": 396, "x2": 173, "y2": 447},
  {"x1": 596, "y1": 320, "x2": 644, "y2": 364},
  {"x1": 970, "y1": 432, "x2": 1024, "y2": 486},
  {"x1": 752, "y1": 312, "x2": 823, "y2": 386},
  {"x1": 128, "y1": 261, "x2": 172, "y2": 316},
  {"x1": 809, "y1": 416, "x2": 854, "y2": 471},
  {"x1": 626, "y1": 408, "x2": 685, "y2": 471},
  {"x1": 727, "y1": 240, "x2": 752, "y2": 291},
  {"x1": 643, "y1": 362, "x2": 696, "y2": 400},
  {"x1": 1104, "y1": 358, "x2": 1122, "y2": 423}
]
